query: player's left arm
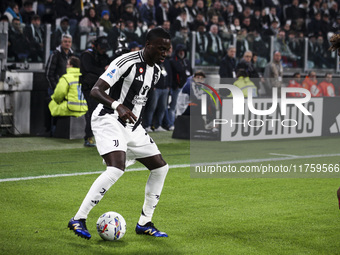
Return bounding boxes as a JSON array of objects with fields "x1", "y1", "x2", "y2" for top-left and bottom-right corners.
[{"x1": 90, "y1": 79, "x2": 137, "y2": 123}]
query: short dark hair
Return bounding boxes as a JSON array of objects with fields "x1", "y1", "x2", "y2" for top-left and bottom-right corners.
[
  {"x1": 145, "y1": 27, "x2": 171, "y2": 43},
  {"x1": 32, "y1": 14, "x2": 40, "y2": 21},
  {"x1": 194, "y1": 70, "x2": 206, "y2": 78},
  {"x1": 236, "y1": 68, "x2": 248, "y2": 77},
  {"x1": 69, "y1": 56, "x2": 80, "y2": 68}
]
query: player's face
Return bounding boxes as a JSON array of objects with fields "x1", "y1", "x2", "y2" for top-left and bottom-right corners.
[{"x1": 148, "y1": 38, "x2": 171, "y2": 65}]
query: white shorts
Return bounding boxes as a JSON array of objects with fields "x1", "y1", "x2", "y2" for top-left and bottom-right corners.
[{"x1": 91, "y1": 112, "x2": 161, "y2": 163}]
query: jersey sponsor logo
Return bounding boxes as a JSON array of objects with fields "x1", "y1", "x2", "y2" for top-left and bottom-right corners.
[
  {"x1": 132, "y1": 95, "x2": 148, "y2": 105},
  {"x1": 135, "y1": 75, "x2": 144, "y2": 82},
  {"x1": 107, "y1": 69, "x2": 116, "y2": 78}
]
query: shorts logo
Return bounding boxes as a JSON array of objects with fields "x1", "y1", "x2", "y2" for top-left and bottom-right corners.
[
  {"x1": 113, "y1": 139, "x2": 119, "y2": 147},
  {"x1": 107, "y1": 69, "x2": 116, "y2": 78},
  {"x1": 139, "y1": 67, "x2": 144, "y2": 73}
]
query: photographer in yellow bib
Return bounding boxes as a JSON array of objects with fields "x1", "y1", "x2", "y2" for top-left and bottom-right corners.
[{"x1": 49, "y1": 56, "x2": 88, "y2": 117}]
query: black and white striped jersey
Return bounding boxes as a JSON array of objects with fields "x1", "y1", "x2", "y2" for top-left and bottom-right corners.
[{"x1": 95, "y1": 50, "x2": 161, "y2": 127}]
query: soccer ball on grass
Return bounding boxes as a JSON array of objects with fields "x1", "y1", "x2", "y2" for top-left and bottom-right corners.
[{"x1": 96, "y1": 211, "x2": 126, "y2": 241}]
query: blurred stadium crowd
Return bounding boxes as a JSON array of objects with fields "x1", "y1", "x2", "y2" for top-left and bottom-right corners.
[
  {"x1": 1, "y1": 0, "x2": 340, "y2": 68},
  {"x1": 0, "y1": 0, "x2": 339, "y2": 139}
]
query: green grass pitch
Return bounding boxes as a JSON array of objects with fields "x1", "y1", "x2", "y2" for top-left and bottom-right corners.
[{"x1": 0, "y1": 134, "x2": 340, "y2": 255}]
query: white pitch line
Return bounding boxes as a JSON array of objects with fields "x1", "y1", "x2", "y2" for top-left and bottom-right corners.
[
  {"x1": 269, "y1": 153, "x2": 298, "y2": 158},
  {"x1": 1, "y1": 153, "x2": 340, "y2": 183}
]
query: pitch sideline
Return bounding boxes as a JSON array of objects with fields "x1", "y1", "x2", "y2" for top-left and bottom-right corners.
[{"x1": 0, "y1": 153, "x2": 339, "y2": 183}]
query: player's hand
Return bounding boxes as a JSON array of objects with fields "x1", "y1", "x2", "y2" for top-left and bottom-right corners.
[{"x1": 116, "y1": 104, "x2": 137, "y2": 124}]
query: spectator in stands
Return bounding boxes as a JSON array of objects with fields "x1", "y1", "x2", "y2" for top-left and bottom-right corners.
[
  {"x1": 206, "y1": 14, "x2": 219, "y2": 31},
  {"x1": 55, "y1": 0, "x2": 81, "y2": 37},
  {"x1": 80, "y1": 36, "x2": 110, "y2": 147},
  {"x1": 244, "y1": 0, "x2": 257, "y2": 10},
  {"x1": 219, "y1": 46, "x2": 237, "y2": 80},
  {"x1": 128, "y1": 0, "x2": 142, "y2": 23},
  {"x1": 250, "y1": 8, "x2": 263, "y2": 33},
  {"x1": 171, "y1": 26, "x2": 190, "y2": 51},
  {"x1": 313, "y1": 35, "x2": 334, "y2": 68},
  {"x1": 302, "y1": 71, "x2": 322, "y2": 97},
  {"x1": 46, "y1": 34, "x2": 74, "y2": 95},
  {"x1": 207, "y1": 0, "x2": 223, "y2": 21},
  {"x1": 318, "y1": 73, "x2": 336, "y2": 97},
  {"x1": 274, "y1": 30, "x2": 298, "y2": 67},
  {"x1": 140, "y1": 0, "x2": 156, "y2": 26},
  {"x1": 51, "y1": 16, "x2": 71, "y2": 51},
  {"x1": 307, "y1": 12, "x2": 323, "y2": 38},
  {"x1": 263, "y1": 51, "x2": 283, "y2": 96},
  {"x1": 171, "y1": 10, "x2": 190, "y2": 37},
  {"x1": 169, "y1": 43, "x2": 192, "y2": 129},
  {"x1": 236, "y1": 50, "x2": 260, "y2": 80},
  {"x1": 37, "y1": 0, "x2": 57, "y2": 29},
  {"x1": 123, "y1": 20, "x2": 139, "y2": 43},
  {"x1": 183, "y1": 0, "x2": 197, "y2": 24},
  {"x1": 222, "y1": 3, "x2": 237, "y2": 27},
  {"x1": 108, "y1": 19, "x2": 128, "y2": 54},
  {"x1": 287, "y1": 31, "x2": 303, "y2": 66},
  {"x1": 79, "y1": 7, "x2": 100, "y2": 45},
  {"x1": 122, "y1": 3, "x2": 140, "y2": 27},
  {"x1": 194, "y1": 0, "x2": 207, "y2": 22},
  {"x1": 106, "y1": 0, "x2": 124, "y2": 24},
  {"x1": 229, "y1": 17, "x2": 241, "y2": 34},
  {"x1": 331, "y1": 15, "x2": 340, "y2": 33},
  {"x1": 241, "y1": 17, "x2": 252, "y2": 32},
  {"x1": 229, "y1": 69, "x2": 257, "y2": 97},
  {"x1": 155, "y1": 0, "x2": 169, "y2": 26},
  {"x1": 24, "y1": 14, "x2": 45, "y2": 62},
  {"x1": 191, "y1": 12, "x2": 206, "y2": 32},
  {"x1": 287, "y1": 72, "x2": 304, "y2": 97},
  {"x1": 252, "y1": 30, "x2": 270, "y2": 66},
  {"x1": 143, "y1": 45, "x2": 173, "y2": 132},
  {"x1": 195, "y1": 22, "x2": 208, "y2": 65},
  {"x1": 8, "y1": 17, "x2": 29, "y2": 62},
  {"x1": 263, "y1": 6, "x2": 280, "y2": 27},
  {"x1": 235, "y1": 28, "x2": 249, "y2": 59},
  {"x1": 128, "y1": 41, "x2": 143, "y2": 51},
  {"x1": 20, "y1": 0, "x2": 35, "y2": 25},
  {"x1": 100, "y1": 10, "x2": 113, "y2": 34},
  {"x1": 239, "y1": 6, "x2": 252, "y2": 24},
  {"x1": 321, "y1": 13, "x2": 333, "y2": 38},
  {"x1": 168, "y1": 0, "x2": 184, "y2": 24},
  {"x1": 218, "y1": 17, "x2": 230, "y2": 46},
  {"x1": 309, "y1": 0, "x2": 321, "y2": 18},
  {"x1": 162, "y1": 20, "x2": 171, "y2": 33},
  {"x1": 4, "y1": 2, "x2": 23, "y2": 24},
  {"x1": 48, "y1": 56, "x2": 88, "y2": 117},
  {"x1": 205, "y1": 24, "x2": 224, "y2": 65},
  {"x1": 285, "y1": 0, "x2": 305, "y2": 22},
  {"x1": 262, "y1": 19, "x2": 279, "y2": 38}
]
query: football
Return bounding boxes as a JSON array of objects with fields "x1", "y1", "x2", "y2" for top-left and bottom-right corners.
[{"x1": 96, "y1": 211, "x2": 127, "y2": 241}]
